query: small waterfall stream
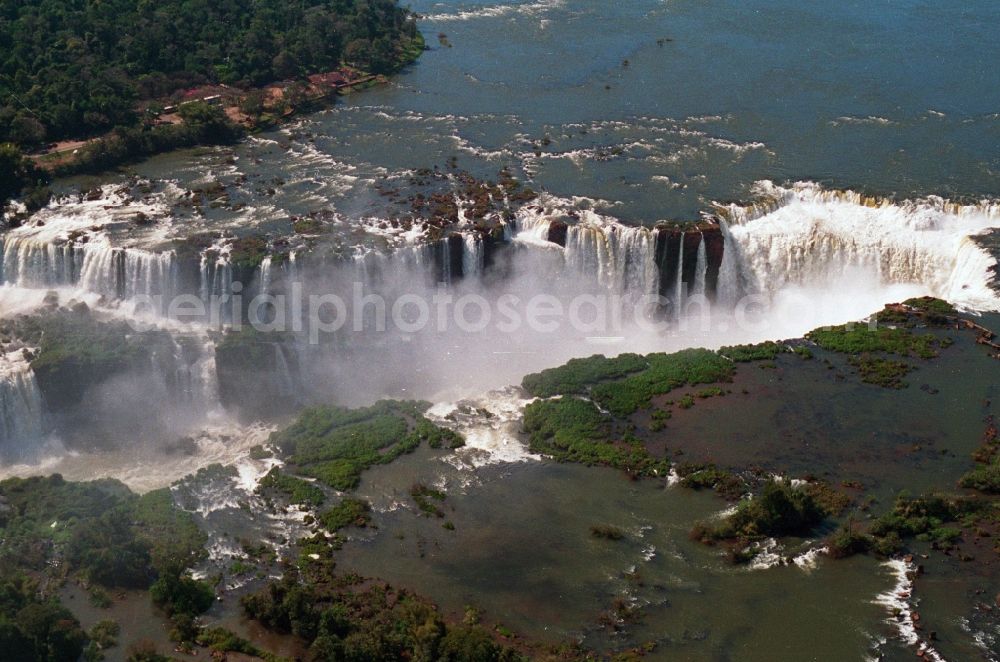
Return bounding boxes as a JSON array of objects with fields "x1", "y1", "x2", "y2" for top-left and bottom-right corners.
[{"x1": 0, "y1": 353, "x2": 43, "y2": 449}]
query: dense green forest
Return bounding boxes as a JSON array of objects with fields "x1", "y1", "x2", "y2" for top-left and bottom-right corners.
[
  {"x1": 0, "y1": 0, "x2": 422, "y2": 211},
  {"x1": 0, "y1": 0, "x2": 420, "y2": 146}
]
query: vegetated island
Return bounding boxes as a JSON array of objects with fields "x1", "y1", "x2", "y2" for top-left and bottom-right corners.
[{"x1": 0, "y1": 0, "x2": 426, "y2": 214}]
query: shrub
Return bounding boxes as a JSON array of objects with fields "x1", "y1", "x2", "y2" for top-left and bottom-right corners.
[
  {"x1": 523, "y1": 397, "x2": 669, "y2": 477},
  {"x1": 319, "y1": 499, "x2": 371, "y2": 532},
  {"x1": 410, "y1": 483, "x2": 446, "y2": 518},
  {"x1": 89, "y1": 620, "x2": 120, "y2": 649},
  {"x1": 696, "y1": 480, "x2": 824, "y2": 542},
  {"x1": 271, "y1": 400, "x2": 463, "y2": 490},
  {"x1": 257, "y1": 467, "x2": 325, "y2": 507},
  {"x1": 591, "y1": 349, "x2": 734, "y2": 416},
  {"x1": 960, "y1": 461, "x2": 1000, "y2": 493},
  {"x1": 676, "y1": 463, "x2": 745, "y2": 500},
  {"x1": 806, "y1": 324, "x2": 943, "y2": 359},
  {"x1": 848, "y1": 356, "x2": 913, "y2": 389},
  {"x1": 590, "y1": 525, "x2": 625, "y2": 540},
  {"x1": 717, "y1": 342, "x2": 784, "y2": 362},
  {"x1": 149, "y1": 570, "x2": 215, "y2": 617},
  {"x1": 521, "y1": 353, "x2": 648, "y2": 397}
]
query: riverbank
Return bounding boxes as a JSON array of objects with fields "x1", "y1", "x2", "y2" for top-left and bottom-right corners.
[{"x1": 32, "y1": 33, "x2": 425, "y2": 180}]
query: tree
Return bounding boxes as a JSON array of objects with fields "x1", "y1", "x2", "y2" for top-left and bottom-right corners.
[
  {"x1": 239, "y1": 90, "x2": 267, "y2": 121},
  {"x1": 272, "y1": 52, "x2": 301, "y2": 79},
  {"x1": 9, "y1": 116, "x2": 46, "y2": 146},
  {"x1": 0, "y1": 142, "x2": 49, "y2": 210},
  {"x1": 438, "y1": 626, "x2": 501, "y2": 662},
  {"x1": 149, "y1": 567, "x2": 215, "y2": 617},
  {"x1": 65, "y1": 509, "x2": 152, "y2": 588}
]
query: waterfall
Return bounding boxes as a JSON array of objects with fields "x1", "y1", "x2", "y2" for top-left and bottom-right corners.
[
  {"x1": 0, "y1": 353, "x2": 43, "y2": 448},
  {"x1": 721, "y1": 181, "x2": 1000, "y2": 311},
  {"x1": 715, "y1": 219, "x2": 742, "y2": 308},
  {"x1": 462, "y1": 233, "x2": 484, "y2": 279},
  {"x1": 0, "y1": 224, "x2": 181, "y2": 310},
  {"x1": 693, "y1": 234, "x2": 707, "y2": 297},
  {"x1": 197, "y1": 335, "x2": 221, "y2": 410},
  {"x1": 513, "y1": 202, "x2": 662, "y2": 298},
  {"x1": 440, "y1": 237, "x2": 453, "y2": 285},
  {"x1": 288, "y1": 251, "x2": 299, "y2": 285},
  {"x1": 155, "y1": 334, "x2": 222, "y2": 411},
  {"x1": 674, "y1": 231, "x2": 685, "y2": 309},
  {"x1": 274, "y1": 345, "x2": 296, "y2": 397},
  {"x1": 259, "y1": 257, "x2": 273, "y2": 296},
  {"x1": 201, "y1": 255, "x2": 236, "y2": 324}
]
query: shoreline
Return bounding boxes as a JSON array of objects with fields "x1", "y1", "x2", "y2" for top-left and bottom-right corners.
[{"x1": 27, "y1": 32, "x2": 426, "y2": 180}]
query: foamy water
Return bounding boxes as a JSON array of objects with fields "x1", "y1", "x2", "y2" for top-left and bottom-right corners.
[
  {"x1": 722, "y1": 181, "x2": 1000, "y2": 312},
  {"x1": 873, "y1": 558, "x2": 947, "y2": 662}
]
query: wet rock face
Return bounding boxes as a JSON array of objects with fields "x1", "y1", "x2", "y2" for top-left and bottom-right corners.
[
  {"x1": 681, "y1": 230, "x2": 703, "y2": 288},
  {"x1": 547, "y1": 219, "x2": 568, "y2": 247},
  {"x1": 653, "y1": 223, "x2": 725, "y2": 302},
  {"x1": 430, "y1": 233, "x2": 466, "y2": 282},
  {"x1": 655, "y1": 227, "x2": 684, "y2": 301},
  {"x1": 702, "y1": 225, "x2": 725, "y2": 298},
  {"x1": 214, "y1": 331, "x2": 301, "y2": 420}
]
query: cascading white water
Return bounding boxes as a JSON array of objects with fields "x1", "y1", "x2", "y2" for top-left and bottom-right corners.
[
  {"x1": 462, "y1": 233, "x2": 484, "y2": 278},
  {"x1": 273, "y1": 345, "x2": 296, "y2": 397},
  {"x1": 719, "y1": 181, "x2": 1000, "y2": 311},
  {"x1": 259, "y1": 257, "x2": 273, "y2": 296},
  {"x1": 693, "y1": 234, "x2": 708, "y2": 297},
  {"x1": 158, "y1": 333, "x2": 222, "y2": 411},
  {"x1": 715, "y1": 219, "x2": 742, "y2": 309},
  {"x1": 0, "y1": 183, "x2": 188, "y2": 313},
  {"x1": 0, "y1": 231, "x2": 180, "y2": 305},
  {"x1": 512, "y1": 197, "x2": 663, "y2": 298},
  {"x1": 564, "y1": 218, "x2": 659, "y2": 296},
  {"x1": 200, "y1": 253, "x2": 238, "y2": 323},
  {"x1": 440, "y1": 237, "x2": 453, "y2": 285},
  {"x1": 0, "y1": 351, "x2": 43, "y2": 448},
  {"x1": 674, "y1": 231, "x2": 685, "y2": 308}
]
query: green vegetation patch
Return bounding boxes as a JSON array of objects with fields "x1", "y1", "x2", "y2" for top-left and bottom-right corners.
[
  {"x1": 806, "y1": 317, "x2": 952, "y2": 388},
  {"x1": 241, "y1": 567, "x2": 526, "y2": 662},
  {"x1": 0, "y1": 571, "x2": 87, "y2": 661},
  {"x1": 228, "y1": 235, "x2": 270, "y2": 271},
  {"x1": 271, "y1": 400, "x2": 463, "y2": 490},
  {"x1": 0, "y1": 475, "x2": 214, "y2": 623},
  {"x1": 410, "y1": 483, "x2": 447, "y2": 518},
  {"x1": 960, "y1": 463, "x2": 1000, "y2": 494},
  {"x1": 675, "y1": 463, "x2": 746, "y2": 500},
  {"x1": 591, "y1": 349, "x2": 733, "y2": 416},
  {"x1": 257, "y1": 467, "x2": 326, "y2": 507},
  {"x1": 960, "y1": 417, "x2": 1000, "y2": 493},
  {"x1": 828, "y1": 494, "x2": 976, "y2": 558},
  {"x1": 319, "y1": 498, "x2": 371, "y2": 532},
  {"x1": 195, "y1": 627, "x2": 287, "y2": 661},
  {"x1": 717, "y1": 341, "x2": 784, "y2": 362},
  {"x1": 902, "y1": 296, "x2": 957, "y2": 316},
  {"x1": 806, "y1": 323, "x2": 944, "y2": 358},
  {"x1": 0, "y1": 143, "x2": 49, "y2": 213},
  {"x1": 521, "y1": 353, "x2": 647, "y2": 397},
  {"x1": 848, "y1": 356, "x2": 914, "y2": 389},
  {"x1": 692, "y1": 480, "x2": 824, "y2": 546},
  {"x1": 0, "y1": 0, "x2": 422, "y2": 148},
  {"x1": 522, "y1": 397, "x2": 669, "y2": 477},
  {"x1": 522, "y1": 349, "x2": 733, "y2": 417}
]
